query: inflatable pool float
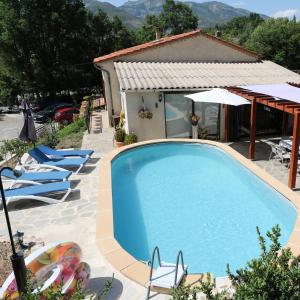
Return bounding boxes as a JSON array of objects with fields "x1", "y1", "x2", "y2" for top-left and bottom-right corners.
[{"x1": 0, "y1": 242, "x2": 90, "y2": 299}]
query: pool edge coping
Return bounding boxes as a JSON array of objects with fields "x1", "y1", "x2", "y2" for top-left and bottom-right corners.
[{"x1": 96, "y1": 139, "x2": 300, "y2": 287}]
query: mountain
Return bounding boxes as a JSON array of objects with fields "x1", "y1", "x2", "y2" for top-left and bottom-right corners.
[
  {"x1": 84, "y1": 0, "x2": 268, "y2": 29},
  {"x1": 184, "y1": 1, "x2": 268, "y2": 28},
  {"x1": 83, "y1": 0, "x2": 143, "y2": 29}
]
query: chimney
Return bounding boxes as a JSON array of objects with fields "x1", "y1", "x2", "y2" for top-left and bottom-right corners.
[
  {"x1": 155, "y1": 27, "x2": 161, "y2": 40},
  {"x1": 215, "y1": 31, "x2": 222, "y2": 38}
]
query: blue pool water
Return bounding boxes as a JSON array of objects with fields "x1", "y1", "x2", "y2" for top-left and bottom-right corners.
[{"x1": 112, "y1": 143, "x2": 297, "y2": 276}]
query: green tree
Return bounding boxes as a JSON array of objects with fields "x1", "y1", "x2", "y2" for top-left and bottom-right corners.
[
  {"x1": 0, "y1": 1, "x2": 136, "y2": 102},
  {"x1": 215, "y1": 13, "x2": 265, "y2": 45},
  {"x1": 110, "y1": 16, "x2": 137, "y2": 51},
  {"x1": 161, "y1": 0, "x2": 198, "y2": 35},
  {"x1": 245, "y1": 18, "x2": 300, "y2": 71},
  {"x1": 137, "y1": 0, "x2": 198, "y2": 43},
  {"x1": 136, "y1": 14, "x2": 162, "y2": 43}
]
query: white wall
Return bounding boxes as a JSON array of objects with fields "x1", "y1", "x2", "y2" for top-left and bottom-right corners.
[
  {"x1": 122, "y1": 35, "x2": 257, "y2": 63},
  {"x1": 124, "y1": 92, "x2": 166, "y2": 141}
]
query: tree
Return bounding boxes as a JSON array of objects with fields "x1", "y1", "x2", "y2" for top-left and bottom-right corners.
[
  {"x1": 245, "y1": 18, "x2": 300, "y2": 71},
  {"x1": 137, "y1": 0, "x2": 198, "y2": 43},
  {"x1": 110, "y1": 16, "x2": 137, "y2": 51},
  {"x1": 161, "y1": 0, "x2": 198, "y2": 35},
  {"x1": 136, "y1": 15, "x2": 162, "y2": 43},
  {"x1": 216, "y1": 13, "x2": 265, "y2": 45}
]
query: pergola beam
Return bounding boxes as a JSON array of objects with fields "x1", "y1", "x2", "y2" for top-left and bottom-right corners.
[
  {"x1": 249, "y1": 98, "x2": 257, "y2": 160},
  {"x1": 289, "y1": 112, "x2": 300, "y2": 189}
]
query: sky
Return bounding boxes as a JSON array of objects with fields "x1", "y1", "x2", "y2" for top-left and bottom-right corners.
[{"x1": 107, "y1": 0, "x2": 300, "y2": 19}]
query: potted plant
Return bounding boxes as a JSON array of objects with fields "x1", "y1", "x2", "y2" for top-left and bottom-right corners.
[
  {"x1": 191, "y1": 114, "x2": 200, "y2": 139},
  {"x1": 138, "y1": 97, "x2": 153, "y2": 119},
  {"x1": 114, "y1": 128, "x2": 126, "y2": 147},
  {"x1": 124, "y1": 132, "x2": 138, "y2": 145}
]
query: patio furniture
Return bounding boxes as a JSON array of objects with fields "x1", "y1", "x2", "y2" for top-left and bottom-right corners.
[
  {"x1": 37, "y1": 145, "x2": 94, "y2": 158},
  {"x1": 28, "y1": 148, "x2": 89, "y2": 174},
  {"x1": 1, "y1": 169, "x2": 72, "y2": 188},
  {"x1": 269, "y1": 143, "x2": 290, "y2": 166},
  {"x1": 1, "y1": 181, "x2": 72, "y2": 209},
  {"x1": 146, "y1": 247, "x2": 187, "y2": 300}
]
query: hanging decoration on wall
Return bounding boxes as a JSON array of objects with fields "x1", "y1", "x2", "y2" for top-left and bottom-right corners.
[{"x1": 138, "y1": 97, "x2": 153, "y2": 119}]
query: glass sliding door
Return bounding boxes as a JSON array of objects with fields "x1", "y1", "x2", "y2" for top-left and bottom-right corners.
[
  {"x1": 194, "y1": 102, "x2": 219, "y2": 138},
  {"x1": 165, "y1": 93, "x2": 193, "y2": 138}
]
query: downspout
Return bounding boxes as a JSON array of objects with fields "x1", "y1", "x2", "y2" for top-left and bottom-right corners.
[{"x1": 94, "y1": 64, "x2": 114, "y2": 119}]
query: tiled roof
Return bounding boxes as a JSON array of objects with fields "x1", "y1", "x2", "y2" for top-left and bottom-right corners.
[
  {"x1": 93, "y1": 30, "x2": 261, "y2": 64},
  {"x1": 114, "y1": 61, "x2": 300, "y2": 91}
]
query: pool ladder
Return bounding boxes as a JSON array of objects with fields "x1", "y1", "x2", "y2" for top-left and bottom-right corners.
[{"x1": 146, "y1": 246, "x2": 187, "y2": 299}]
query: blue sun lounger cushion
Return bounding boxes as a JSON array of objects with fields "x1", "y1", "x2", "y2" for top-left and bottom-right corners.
[
  {"x1": 28, "y1": 148, "x2": 89, "y2": 174},
  {"x1": 1, "y1": 169, "x2": 72, "y2": 182},
  {"x1": 2, "y1": 181, "x2": 72, "y2": 208},
  {"x1": 37, "y1": 145, "x2": 93, "y2": 158}
]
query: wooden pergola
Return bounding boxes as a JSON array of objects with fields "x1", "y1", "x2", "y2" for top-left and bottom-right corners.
[{"x1": 225, "y1": 84, "x2": 300, "y2": 189}]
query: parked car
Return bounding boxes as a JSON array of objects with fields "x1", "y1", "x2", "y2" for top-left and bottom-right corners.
[
  {"x1": 0, "y1": 106, "x2": 20, "y2": 114},
  {"x1": 54, "y1": 107, "x2": 80, "y2": 124},
  {"x1": 33, "y1": 103, "x2": 73, "y2": 123}
]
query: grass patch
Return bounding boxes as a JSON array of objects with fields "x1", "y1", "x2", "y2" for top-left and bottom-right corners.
[{"x1": 55, "y1": 117, "x2": 87, "y2": 149}]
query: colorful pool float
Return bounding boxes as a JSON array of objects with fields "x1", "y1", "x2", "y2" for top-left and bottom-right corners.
[{"x1": 0, "y1": 242, "x2": 90, "y2": 299}]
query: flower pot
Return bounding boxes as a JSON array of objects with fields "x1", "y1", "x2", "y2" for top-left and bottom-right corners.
[
  {"x1": 192, "y1": 125, "x2": 198, "y2": 139},
  {"x1": 115, "y1": 141, "x2": 125, "y2": 148}
]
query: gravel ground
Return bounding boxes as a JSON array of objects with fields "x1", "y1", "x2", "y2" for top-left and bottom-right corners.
[
  {"x1": 0, "y1": 237, "x2": 44, "y2": 288},
  {"x1": 0, "y1": 241, "x2": 12, "y2": 287}
]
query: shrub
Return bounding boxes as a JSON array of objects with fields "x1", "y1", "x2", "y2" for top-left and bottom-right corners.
[
  {"x1": 56, "y1": 117, "x2": 86, "y2": 140},
  {"x1": 114, "y1": 128, "x2": 126, "y2": 142},
  {"x1": 0, "y1": 138, "x2": 31, "y2": 163},
  {"x1": 124, "y1": 132, "x2": 138, "y2": 145},
  {"x1": 38, "y1": 131, "x2": 59, "y2": 148},
  {"x1": 170, "y1": 225, "x2": 300, "y2": 300},
  {"x1": 227, "y1": 225, "x2": 300, "y2": 299}
]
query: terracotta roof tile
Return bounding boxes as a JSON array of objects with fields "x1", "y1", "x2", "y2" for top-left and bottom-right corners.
[{"x1": 93, "y1": 30, "x2": 261, "y2": 64}]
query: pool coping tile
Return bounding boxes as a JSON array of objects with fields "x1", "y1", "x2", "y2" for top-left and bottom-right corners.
[{"x1": 97, "y1": 139, "x2": 300, "y2": 288}]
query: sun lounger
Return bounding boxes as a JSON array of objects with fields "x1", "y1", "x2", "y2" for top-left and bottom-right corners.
[
  {"x1": 1, "y1": 169, "x2": 72, "y2": 188},
  {"x1": 28, "y1": 148, "x2": 89, "y2": 174},
  {"x1": 2, "y1": 181, "x2": 72, "y2": 209},
  {"x1": 37, "y1": 145, "x2": 94, "y2": 158}
]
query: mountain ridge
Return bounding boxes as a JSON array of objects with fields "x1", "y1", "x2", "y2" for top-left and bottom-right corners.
[{"x1": 83, "y1": 0, "x2": 268, "y2": 29}]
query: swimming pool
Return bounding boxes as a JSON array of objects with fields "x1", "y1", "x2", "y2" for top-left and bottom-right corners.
[{"x1": 112, "y1": 143, "x2": 297, "y2": 277}]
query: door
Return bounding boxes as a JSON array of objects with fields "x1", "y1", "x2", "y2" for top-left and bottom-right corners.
[{"x1": 165, "y1": 93, "x2": 193, "y2": 138}]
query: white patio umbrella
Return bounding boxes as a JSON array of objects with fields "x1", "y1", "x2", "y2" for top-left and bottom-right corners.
[
  {"x1": 185, "y1": 88, "x2": 250, "y2": 106},
  {"x1": 185, "y1": 88, "x2": 250, "y2": 140}
]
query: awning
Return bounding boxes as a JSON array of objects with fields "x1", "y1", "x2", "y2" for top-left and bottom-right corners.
[
  {"x1": 114, "y1": 61, "x2": 300, "y2": 91},
  {"x1": 185, "y1": 88, "x2": 250, "y2": 106},
  {"x1": 239, "y1": 83, "x2": 300, "y2": 103}
]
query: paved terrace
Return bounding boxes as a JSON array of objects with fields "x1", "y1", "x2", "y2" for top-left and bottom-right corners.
[{"x1": 0, "y1": 115, "x2": 299, "y2": 299}]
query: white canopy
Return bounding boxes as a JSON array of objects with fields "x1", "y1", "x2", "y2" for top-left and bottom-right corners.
[
  {"x1": 239, "y1": 83, "x2": 300, "y2": 103},
  {"x1": 185, "y1": 88, "x2": 250, "y2": 106}
]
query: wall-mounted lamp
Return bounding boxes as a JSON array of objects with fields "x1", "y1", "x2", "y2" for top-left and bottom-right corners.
[
  {"x1": 158, "y1": 94, "x2": 163, "y2": 103},
  {"x1": 155, "y1": 103, "x2": 158, "y2": 109}
]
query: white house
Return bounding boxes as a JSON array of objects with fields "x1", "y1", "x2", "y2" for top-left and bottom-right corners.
[{"x1": 93, "y1": 30, "x2": 300, "y2": 141}]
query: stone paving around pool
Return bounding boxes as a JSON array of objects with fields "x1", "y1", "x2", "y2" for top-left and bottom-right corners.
[{"x1": 0, "y1": 111, "x2": 172, "y2": 300}]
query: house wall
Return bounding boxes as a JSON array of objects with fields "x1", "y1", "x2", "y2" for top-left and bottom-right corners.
[
  {"x1": 123, "y1": 92, "x2": 166, "y2": 141},
  {"x1": 121, "y1": 35, "x2": 257, "y2": 63}
]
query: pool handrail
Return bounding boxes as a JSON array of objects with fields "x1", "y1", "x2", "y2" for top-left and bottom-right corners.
[{"x1": 174, "y1": 250, "x2": 186, "y2": 287}]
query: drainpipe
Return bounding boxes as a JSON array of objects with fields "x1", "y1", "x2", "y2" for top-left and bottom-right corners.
[{"x1": 94, "y1": 64, "x2": 114, "y2": 123}]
